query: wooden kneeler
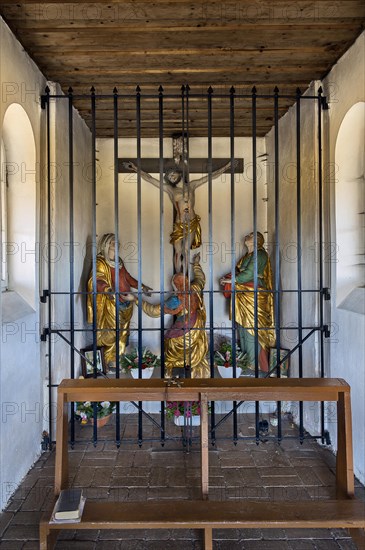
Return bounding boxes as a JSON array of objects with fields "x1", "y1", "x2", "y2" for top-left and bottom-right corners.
[
  {"x1": 40, "y1": 500, "x2": 365, "y2": 549},
  {"x1": 40, "y1": 378, "x2": 365, "y2": 549}
]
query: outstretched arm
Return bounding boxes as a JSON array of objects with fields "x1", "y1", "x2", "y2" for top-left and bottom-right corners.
[
  {"x1": 190, "y1": 160, "x2": 238, "y2": 189},
  {"x1": 122, "y1": 161, "x2": 162, "y2": 190}
]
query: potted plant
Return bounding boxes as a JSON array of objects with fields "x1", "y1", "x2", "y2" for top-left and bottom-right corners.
[
  {"x1": 166, "y1": 401, "x2": 207, "y2": 426},
  {"x1": 214, "y1": 341, "x2": 247, "y2": 378},
  {"x1": 120, "y1": 348, "x2": 160, "y2": 379},
  {"x1": 75, "y1": 401, "x2": 116, "y2": 428}
]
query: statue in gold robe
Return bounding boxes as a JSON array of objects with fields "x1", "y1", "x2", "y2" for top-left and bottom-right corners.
[
  {"x1": 87, "y1": 233, "x2": 152, "y2": 366},
  {"x1": 142, "y1": 253, "x2": 209, "y2": 378},
  {"x1": 220, "y1": 231, "x2": 275, "y2": 373}
]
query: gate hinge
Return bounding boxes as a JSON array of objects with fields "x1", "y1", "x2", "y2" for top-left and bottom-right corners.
[
  {"x1": 41, "y1": 430, "x2": 51, "y2": 451},
  {"x1": 40, "y1": 289, "x2": 50, "y2": 303},
  {"x1": 40, "y1": 94, "x2": 48, "y2": 110},
  {"x1": 322, "y1": 287, "x2": 331, "y2": 300},
  {"x1": 323, "y1": 430, "x2": 331, "y2": 445},
  {"x1": 40, "y1": 327, "x2": 50, "y2": 342},
  {"x1": 323, "y1": 324, "x2": 331, "y2": 338},
  {"x1": 321, "y1": 96, "x2": 329, "y2": 110}
]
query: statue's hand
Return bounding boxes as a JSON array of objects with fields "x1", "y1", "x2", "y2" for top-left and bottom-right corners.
[
  {"x1": 220, "y1": 277, "x2": 230, "y2": 286},
  {"x1": 142, "y1": 284, "x2": 153, "y2": 297},
  {"x1": 191, "y1": 252, "x2": 200, "y2": 265},
  {"x1": 120, "y1": 292, "x2": 137, "y2": 302},
  {"x1": 123, "y1": 161, "x2": 137, "y2": 172}
]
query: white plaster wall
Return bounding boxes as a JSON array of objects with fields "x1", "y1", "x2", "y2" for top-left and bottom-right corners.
[
  {"x1": 322, "y1": 32, "x2": 365, "y2": 484},
  {"x1": 0, "y1": 18, "x2": 92, "y2": 509},
  {"x1": 48, "y1": 84, "x2": 93, "y2": 383},
  {"x1": 1, "y1": 312, "x2": 40, "y2": 509},
  {"x1": 0, "y1": 17, "x2": 45, "y2": 510}
]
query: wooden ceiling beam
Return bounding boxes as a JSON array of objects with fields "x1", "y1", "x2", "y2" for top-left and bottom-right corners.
[
  {"x1": 35, "y1": 59, "x2": 333, "y2": 71},
  {"x1": 6, "y1": 20, "x2": 364, "y2": 32},
  {"x1": 49, "y1": 67, "x2": 324, "y2": 76},
  {"x1": 26, "y1": 46, "x2": 347, "y2": 55},
  {"x1": 53, "y1": 82, "x2": 312, "y2": 95},
  {"x1": 97, "y1": 130, "x2": 272, "y2": 138},
  {"x1": 1, "y1": 1, "x2": 363, "y2": 139},
  {"x1": 14, "y1": 29, "x2": 357, "y2": 48},
  {"x1": 2, "y1": 0, "x2": 364, "y2": 17},
  {"x1": 45, "y1": 75, "x2": 322, "y2": 86},
  {"x1": 79, "y1": 107, "x2": 290, "y2": 113}
]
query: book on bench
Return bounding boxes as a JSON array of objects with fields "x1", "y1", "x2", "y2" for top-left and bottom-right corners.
[{"x1": 52, "y1": 489, "x2": 85, "y2": 522}]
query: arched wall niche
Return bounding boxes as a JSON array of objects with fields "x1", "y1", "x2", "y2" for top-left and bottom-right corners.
[
  {"x1": 2, "y1": 102, "x2": 36, "y2": 309},
  {"x1": 335, "y1": 101, "x2": 365, "y2": 313}
]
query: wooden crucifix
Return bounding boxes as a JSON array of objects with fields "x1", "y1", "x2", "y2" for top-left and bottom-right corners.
[{"x1": 120, "y1": 134, "x2": 243, "y2": 273}]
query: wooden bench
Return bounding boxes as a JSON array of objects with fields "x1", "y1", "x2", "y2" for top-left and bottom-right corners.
[
  {"x1": 40, "y1": 378, "x2": 365, "y2": 549},
  {"x1": 40, "y1": 499, "x2": 365, "y2": 549}
]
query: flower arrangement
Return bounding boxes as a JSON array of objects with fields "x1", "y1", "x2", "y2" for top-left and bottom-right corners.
[
  {"x1": 75, "y1": 401, "x2": 116, "y2": 424},
  {"x1": 166, "y1": 401, "x2": 209, "y2": 420},
  {"x1": 120, "y1": 347, "x2": 160, "y2": 374},
  {"x1": 214, "y1": 341, "x2": 247, "y2": 369}
]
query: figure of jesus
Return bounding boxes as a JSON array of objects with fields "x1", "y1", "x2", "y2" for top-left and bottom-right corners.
[{"x1": 123, "y1": 159, "x2": 234, "y2": 273}]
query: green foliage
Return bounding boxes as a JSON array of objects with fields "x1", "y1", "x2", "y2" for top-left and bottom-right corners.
[
  {"x1": 119, "y1": 348, "x2": 160, "y2": 374},
  {"x1": 75, "y1": 401, "x2": 116, "y2": 423}
]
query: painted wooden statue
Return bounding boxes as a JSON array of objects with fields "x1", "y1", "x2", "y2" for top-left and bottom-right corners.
[
  {"x1": 87, "y1": 233, "x2": 152, "y2": 367},
  {"x1": 142, "y1": 252, "x2": 209, "y2": 378},
  {"x1": 220, "y1": 231, "x2": 275, "y2": 374},
  {"x1": 123, "y1": 135, "x2": 233, "y2": 273}
]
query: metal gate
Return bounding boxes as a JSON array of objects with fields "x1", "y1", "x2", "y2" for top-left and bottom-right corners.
[{"x1": 40, "y1": 84, "x2": 330, "y2": 448}]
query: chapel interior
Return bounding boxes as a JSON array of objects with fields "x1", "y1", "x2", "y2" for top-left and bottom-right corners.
[{"x1": 0, "y1": 2, "x2": 364, "y2": 549}]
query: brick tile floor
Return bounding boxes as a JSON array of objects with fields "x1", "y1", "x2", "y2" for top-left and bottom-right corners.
[{"x1": 0, "y1": 414, "x2": 364, "y2": 549}]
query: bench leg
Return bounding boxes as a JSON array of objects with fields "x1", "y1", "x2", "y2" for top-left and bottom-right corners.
[
  {"x1": 204, "y1": 527, "x2": 213, "y2": 550},
  {"x1": 200, "y1": 392, "x2": 209, "y2": 500},
  {"x1": 336, "y1": 391, "x2": 355, "y2": 498},
  {"x1": 55, "y1": 392, "x2": 69, "y2": 494},
  {"x1": 39, "y1": 524, "x2": 59, "y2": 550},
  {"x1": 349, "y1": 528, "x2": 365, "y2": 550}
]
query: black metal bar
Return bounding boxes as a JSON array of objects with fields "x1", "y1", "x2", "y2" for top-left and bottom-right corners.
[
  {"x1": 180, "y1": 84, "x2": 187, "y2": 371},
  {"x1": 45, "y1": 92, "x2": 322, "y2": 100},
  {"x1": 90, "y1": 87, "x2": 98, "y2": 446},
  {"x1": 90, "y1": 86, "x2": 98, "y2": 390},
  {"x1": 50, "y1": 324, "x2": 324, "y2": 334},
  {"x1": 274, "y1": 86, "x2": 282, "y2": 441},
  {"x1": 136, "y1": 86, "x2": 143, "y2": 445},
  {"x1": 296, "y1": 88, "x2": 304, "y2": 442},
  {"x1": 50, "y1": 288, "x2": 325, "y2": 296},
  {"x1": 68, "y1": 87, "x2": 76, "y2": 446},
  {"x1": 317, "y1": 87, "x2": 325, "y2": 442},
  {"x1": 251, "y1": 86, "x2": 260, "y2": 443},
  {"x1": 229, "y1": 86, "x2": 237, "y2": 444},
  {"x1": 158, "y1": 85, "x2": 165, "y2": 444},
  {"x1": 45, "y1": 86, "x2": 53, "y2": 447},
  {"x1": 185, "y1": 84, "x2": 192, "y2": 375},
  {"x1": 207, "y1": 86, "x2": 216, "y2": 444},
  {"x1": 113, "y1": 86, "x2": 121, "y2": 446}
]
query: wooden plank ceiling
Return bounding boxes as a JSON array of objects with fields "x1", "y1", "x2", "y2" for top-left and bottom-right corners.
[{"x1": 1, "y1": 1, "x2": 364, "y2": 137}]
